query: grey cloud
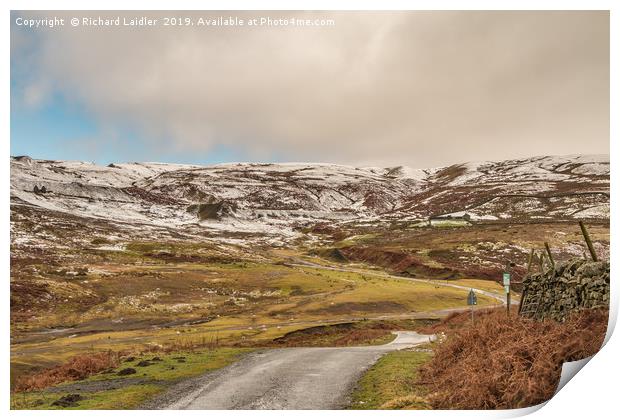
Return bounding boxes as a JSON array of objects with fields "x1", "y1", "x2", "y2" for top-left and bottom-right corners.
[{"x1": 11, "y1": 11, "x2": 609, "y2": 167}]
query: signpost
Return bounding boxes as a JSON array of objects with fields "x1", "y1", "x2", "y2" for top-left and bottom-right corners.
[
  {"x1": 467, "y1": 289, "x2": 477, "y2": 323},
  {"x1": 503, "y1": 271, "x2": 511, "y2": 316}
]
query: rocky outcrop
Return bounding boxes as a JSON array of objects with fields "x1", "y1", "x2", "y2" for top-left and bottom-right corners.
[
  {"x1": 186, "y1": 201, "x2": 238, "y2": 220},
  {"x1": 519, "y1": 259, "x2": 609, "y2": 321}
]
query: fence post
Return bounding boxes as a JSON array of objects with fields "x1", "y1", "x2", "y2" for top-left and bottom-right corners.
[
  {"x1": 544, "y1": 242, "x2": 555, "y2": 269},
  {"x1": 536, "y1": 251, "x2": 544, "y2": 272},
  {"x1": 579, "y1": 221, "x2": 599, "y2": 262},
  {"x1": 526, "y1": 249, "x2": 534, "y2": 275},
  {"x1": 518, "y1": 250, "x2": 534, "y2": 315}
]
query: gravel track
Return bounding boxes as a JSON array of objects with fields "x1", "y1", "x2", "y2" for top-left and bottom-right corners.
[{"x1": 145, "y1": 331, "x2": 433, "y2": 410}]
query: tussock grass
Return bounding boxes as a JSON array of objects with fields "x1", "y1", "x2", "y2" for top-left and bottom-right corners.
[{"x1": 380, "y1": 394, "x2": 430, "y2": 409}]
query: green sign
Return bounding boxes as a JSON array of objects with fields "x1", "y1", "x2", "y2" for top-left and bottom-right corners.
[{"x1": 503, "y1": 272, "x2": 510, "y2": 286}]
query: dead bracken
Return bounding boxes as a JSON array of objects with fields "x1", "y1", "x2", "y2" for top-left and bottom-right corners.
[{"x1": 418, "y1": 308, "x2": 608, "y2": 409}]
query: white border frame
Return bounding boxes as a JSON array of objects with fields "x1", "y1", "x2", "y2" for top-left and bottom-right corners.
[{"x1": 2, "y1": 2, "x2": 616, "y2": 419}]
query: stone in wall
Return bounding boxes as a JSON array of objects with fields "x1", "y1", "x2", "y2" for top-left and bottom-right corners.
[{"x1": 519, "y1": 259, "x2": 609, "y2": 322}]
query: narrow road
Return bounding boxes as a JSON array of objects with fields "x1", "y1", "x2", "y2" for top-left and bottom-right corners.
[
  {"x1": 151, "y1": 331, "x2": 433, "y2": 410},
  {"x1": 289, "y1": 260, "x2": 511, "y2": 304}
]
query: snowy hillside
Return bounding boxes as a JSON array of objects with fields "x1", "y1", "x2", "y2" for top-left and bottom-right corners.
[{"x1": 10, "y1": 155, "x2": 609, "y2": 245}]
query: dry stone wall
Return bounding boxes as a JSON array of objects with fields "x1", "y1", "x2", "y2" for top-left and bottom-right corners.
[{"x1": 519, "y1": 259, "x2": 609, "y2": 321}]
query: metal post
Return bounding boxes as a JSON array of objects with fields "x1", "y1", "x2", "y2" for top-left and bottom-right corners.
[
  {"x1": 579, "y1": 221, "x2": 599, "y2": 262},
  {"x1": 467, "y1": 289, "x2": 477, "y2": 324},
  {"x1": 504, "y1": 262, "x2": 513, "y2": 317},
  {"x1": 507, "y1": 290, "x2": 510, "y2": 316}
]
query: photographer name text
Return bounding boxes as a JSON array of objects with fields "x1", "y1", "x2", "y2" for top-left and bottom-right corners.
[{"x1": 14, "y1": 15, "x2": 336, "y2": 29}]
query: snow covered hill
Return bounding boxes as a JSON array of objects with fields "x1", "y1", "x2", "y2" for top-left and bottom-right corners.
[{"x1": 10, "y1": 155, "x2": 609, "y2": 245}]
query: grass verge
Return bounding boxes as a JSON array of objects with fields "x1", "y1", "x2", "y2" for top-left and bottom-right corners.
[{"x1": 349, "y1": 350, "x2": 432, "y2": 410}]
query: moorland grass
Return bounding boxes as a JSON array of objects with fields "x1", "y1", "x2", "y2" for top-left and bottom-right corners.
[{"x1": 11, "y1": 348, "x2": 251, "y2": 410}]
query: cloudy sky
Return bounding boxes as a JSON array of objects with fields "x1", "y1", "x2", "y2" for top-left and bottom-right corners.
[{"x1": 11, "y1": 11, "x2": 609, "y2": 168}]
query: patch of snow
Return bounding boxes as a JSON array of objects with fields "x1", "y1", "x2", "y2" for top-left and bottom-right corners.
[{"x1": 571, "y1": 204, "x2": 610, "y2": 219}]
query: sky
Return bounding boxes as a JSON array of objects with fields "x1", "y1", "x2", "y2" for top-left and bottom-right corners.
[{"x1": 10, "y1": 11, "x2": 609, "y2": 168}]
